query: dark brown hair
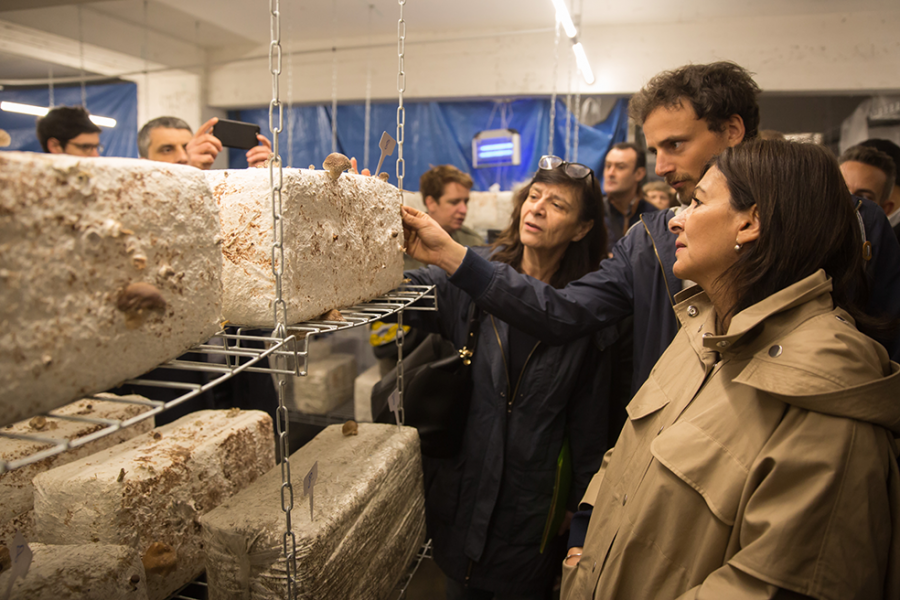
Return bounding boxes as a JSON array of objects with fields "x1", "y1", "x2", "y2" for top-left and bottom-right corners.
[
  {"x1": 490, "y1": 165, "x2": 606, "y2": 288},
  {"x1": 607, "y1": 142, "x2": 646, "y2": 171},
  {"x1": 629, "y1": 61, "x2": 761, "y2": 141},
  {"x1": 712, "y1": 139, "x2": 872, "y2": 329},
  {"x1": 419, "y1": 164, "x2": 473, "y2": 202},
  {"x1": 36, "y1": 106, "x2": 101, "y2": 153}
]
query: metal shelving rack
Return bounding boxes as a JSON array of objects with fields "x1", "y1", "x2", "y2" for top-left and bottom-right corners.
[{"x1": 0, "y1": 285, "x2": 435, "y2": 476}]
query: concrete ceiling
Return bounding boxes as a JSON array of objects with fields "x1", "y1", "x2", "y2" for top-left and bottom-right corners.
[{"x1": 1, "y1": 0, "x2": 897, "y2": 84}]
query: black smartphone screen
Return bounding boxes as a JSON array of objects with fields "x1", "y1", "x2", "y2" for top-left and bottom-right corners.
[{"x1": 212, "y1": 119, "x2": 260, "y2": 149}]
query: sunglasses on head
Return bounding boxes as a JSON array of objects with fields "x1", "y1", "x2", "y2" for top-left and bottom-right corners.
[{"x1": 538, "y1": 155, "x2": 595, "y2": 185}]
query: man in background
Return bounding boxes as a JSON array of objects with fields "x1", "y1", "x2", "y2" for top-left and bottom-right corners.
[
  {"x1": 602, "y1": 142, "x2": 657, "y2": 246},
  {"x1": 859, "y1": 139, "x2": 900, "y2": 241},
  {"x1": 36, "y1": 105, "x2": 101, "y2": 157},
  {"x1": 406, "y1": 164, "x2": 482, "y2": 270},
  {"x1": 839, "y1": 144, "x2": 896, "y2": 218},
  {"x1": 138, "y1": 116, "x2": 270, "y2": 169}
]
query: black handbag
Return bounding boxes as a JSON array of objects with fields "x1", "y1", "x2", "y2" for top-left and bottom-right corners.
[{"x1": 371, "y1": 304, "x2": 481, "y2": 458}]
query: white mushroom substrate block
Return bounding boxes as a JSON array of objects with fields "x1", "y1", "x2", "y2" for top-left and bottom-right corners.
[
  {"x1": 207, "y1": 168, "x2": 404, "y2": 327},
  {"x1": 0, "y1": 543, "x2": 149, "y2": 600},
  {"x1": 0, "y1": 152, "x2": 223, "y2": 427},
  {"x1": 31, "y1": 409, "x2": 275, "y2": 600},
  {"x1": 200, "y1": 423, "x2": 425, "y2": 600},
  {"x1": 1, "y1": 393, "x2": 156, "y2": 545}
]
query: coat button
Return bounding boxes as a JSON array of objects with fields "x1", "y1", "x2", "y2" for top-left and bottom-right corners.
[
  {"x1": 687, "y1": 306, "x2": 699, "y2": 317},
  {"x1": 622, "y1": 494, "x2": 627, "y2": 505},
  {"x1": 717, "y1": 340, "x2": 729, "y2": 348},
  {"x1": 835, "y1": 315, "x2": 847, "y2": 324},
  {"x1": 500, "y1": 392, "x2": 505, "y2": 397},
  {"x1": 702, "y1": 332, "x2": 712, "y2": 338},
  {"x1": 768, "y1": 345, "x2": 783, "y2": 357},
  {"x1": 658, "y1": 424, "x2": 665, "y2": 434},
  {"x1": 592, "y1": 561, "x2": 597, "y2": 572}
]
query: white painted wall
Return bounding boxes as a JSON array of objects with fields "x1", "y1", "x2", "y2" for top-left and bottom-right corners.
[{"x1": 208, "y1": 9, "x2": 900, "y2": 109}]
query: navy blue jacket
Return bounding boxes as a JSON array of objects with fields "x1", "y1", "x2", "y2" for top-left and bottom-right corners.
[
  {"x1": 450, "y1": 198, "x2": 900, "y2": 397},
  {"x1": 404, "y1": 247, "x2": 616, "y2": 594}
]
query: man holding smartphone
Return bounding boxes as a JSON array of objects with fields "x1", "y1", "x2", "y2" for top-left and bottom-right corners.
[{"x1": 138, "y1": 116, "x2": 271, "y2": 169}]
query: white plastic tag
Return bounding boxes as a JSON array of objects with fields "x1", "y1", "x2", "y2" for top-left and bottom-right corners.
[
  {"x1": 304, "y1": 461, "x2": 318, "y2": 521},
  {"x1": 3, "y1": 531, "x2": 33, "y2": 600},
  {"x1": 388, "y1": 388, "x2": 401, "y2": 426}
]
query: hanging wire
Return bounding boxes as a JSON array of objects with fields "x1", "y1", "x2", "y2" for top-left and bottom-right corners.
[
  {"x1": 572, "y1": 0, "x2": 583, "y2": 163},
  {"x1": 547, "y1": 20, "x2": 560, "y2": 156},
  {"x1": 564, "y1": 36, "x2": 573, "y2": 161},
  {"x1": 77, "y1": 6, "x2": 87, "y2": 107},
  {"x1": 287, "y1": 16, "x2": 294, "y2": 167},
  {"x1": 363, "y1": 4, "x2": 374, "y2": 170},
  {"x1": 330, "y1": 0, "x2": 338, "y2": 154},
  {"x1": 48, "y1": 67, "x2": 55, "y2": 108},
  {"x1": 142, "y1": 1, "x2": 150, "y2": 120}
]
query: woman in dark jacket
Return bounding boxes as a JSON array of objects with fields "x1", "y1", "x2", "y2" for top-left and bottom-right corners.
[{"x1": 404, "y1": 157, "x2": 619, "y2": 599}]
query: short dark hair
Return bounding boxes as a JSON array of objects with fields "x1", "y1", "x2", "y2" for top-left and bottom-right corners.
[
  {"x1": 859, "y1": 139, "x2": 900, "y2": 186},
  {"x1": 138, "y1": 116, "x2": 192, "y2": 158},
  {"x1": 713, "y1": 140, "x2": 869, "y2": 330},
  {"x1": 35, "y1": 106, "x2": 100, "y2": 152},
  {"x1": 606, "y1": 142, "x2": 647, "y2": 171},
  {"x1": 838, "y1": 144, "x2": 897, "y2": 204},
  {"x1": 419, "y1": 165, "x2": 473, "y2": 203},
  {"x1": 629, "y1": 61, "x2": 761, "y2": 141},
  {"x1": 491, "y1": 164, "x2": 607, "y2": 288}
]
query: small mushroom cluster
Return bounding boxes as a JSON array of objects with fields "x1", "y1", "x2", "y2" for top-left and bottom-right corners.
[{"x1": 323, "y1": 153, "x2": 352, "y2": 181}]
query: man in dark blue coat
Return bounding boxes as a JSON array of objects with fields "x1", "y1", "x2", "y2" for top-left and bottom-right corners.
[{"x1": 402, "y1": 61, "x2": 900, "y2": 398}]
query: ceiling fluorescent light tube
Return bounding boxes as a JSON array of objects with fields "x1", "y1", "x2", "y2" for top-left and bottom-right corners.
[
  {"x1": 550, "y1": 0, "x2": 578, "y2": 38},
  {"x1": 89, "y1": 115, "x2": 117, "y2": 127},
  {"x1": 1, "y1": 101, "x2": 116, "y2": 128},
  {"x1": 572, "y1": 42, "x2": 595, "y2": 85},
  {"x1": 1, "y1": 101, "x2": 48, "y2": 117}
]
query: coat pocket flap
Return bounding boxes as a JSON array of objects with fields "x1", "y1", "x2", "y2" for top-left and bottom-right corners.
[
  {"x1": 650, "y1": 421, "x2": 748, "y2": 526},
  {"x1": 626, "y1": 376, "x2": 671, "y2": 421}
]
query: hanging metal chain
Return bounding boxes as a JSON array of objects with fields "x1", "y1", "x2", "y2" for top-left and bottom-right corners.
[
  {"x1": 268, "y1": 0, "x2": 298, "y2": 595},
  {"x1": 547, "y1": 21, "x2": 561, "y2": 156},
  {"x1": 395, "y1": 0, "x2": 407, "y2": 426},
  {"x1": 287, "y1": 20, "x2": 294, "y2": 168},
  {"x1": 396, "y1": 0, "x2": 406, "y2": 192}
]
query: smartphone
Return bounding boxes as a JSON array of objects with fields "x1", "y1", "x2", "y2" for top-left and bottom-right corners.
[{"x1": 212, "y1": 119, "x2": 260, "y2": 149}]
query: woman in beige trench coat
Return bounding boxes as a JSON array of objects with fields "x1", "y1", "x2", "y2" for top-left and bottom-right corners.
[{"x1": 562, "y1": 139, "x2": 900, "y2": 600}]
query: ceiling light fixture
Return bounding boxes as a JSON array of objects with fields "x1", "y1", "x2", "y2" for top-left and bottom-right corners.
[
  {"x1": 0, "y1": 101, "x2": 117, "y2": 128},
  {"x1": 550, "y1": 0, "x2": 578, "y2": 39},
  {"x1": 572, "y1": 42, "x2": 595, "y2": 85},
  {"x1": 549, "y1": 1, "x2": 594, "y2": 86}
]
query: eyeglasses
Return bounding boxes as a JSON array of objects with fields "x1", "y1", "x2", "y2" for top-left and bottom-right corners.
[
  {"x1": 66, "y1": 142, "x2": 104, "y2": 154},
  {"x1": 538, "y1": 155, "x2": 594, "y2": 185}
]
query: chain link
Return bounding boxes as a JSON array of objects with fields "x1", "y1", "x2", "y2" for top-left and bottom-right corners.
[
  {"x1": 396, "y1": 0, "x2": 406, "y2": 192},
  {"x1": 395, "y1": 0, "x2": 407, "y2": 425},
  {"x1": 548, "y1": 21, "x2": 560, "y2": 156},
  {"x1": 268, "y1": 0, "x2": 297, "y2": 595}
]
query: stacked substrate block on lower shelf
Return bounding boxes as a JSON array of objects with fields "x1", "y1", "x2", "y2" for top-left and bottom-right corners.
[
  {"x1": 31, "y1": 409, "x2": 275, "y2": 600},
  {"x1": 200, "y1": 423, "x2": 425, "y2": 600},
  {"x1": 0, "y1": 543, "x2": 149, "y2": 600}
]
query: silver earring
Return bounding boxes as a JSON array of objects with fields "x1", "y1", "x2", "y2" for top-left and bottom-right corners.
[{"x1": 734, "y1": 242, "x2": 743, "y2": 252}]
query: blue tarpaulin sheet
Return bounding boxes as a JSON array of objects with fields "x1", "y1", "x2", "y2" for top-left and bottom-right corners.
[
  {"x1": 229, "y1": 98, "x2": 628, "y2": 192},
  {"x1": 0, "y1": 81, "x2": 139, "y2": 158}
]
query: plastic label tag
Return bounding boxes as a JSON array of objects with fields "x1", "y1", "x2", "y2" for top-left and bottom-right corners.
[
  {"x1": 3, "y1": 531, "x2": 33, "y2": 600},
  {"x1": 304, "y1": 461, "x2": 318, "y2": 521},
  {"x1": 388, "y1": 389, "x2": 401, "y2": 426}
]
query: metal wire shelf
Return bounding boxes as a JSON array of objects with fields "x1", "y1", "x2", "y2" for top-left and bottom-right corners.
[
  {"x1": 0, "y1": 284, "x2": 435, "y2": 475},
  {"x1": 163, "y1": 539, "x2": 434, "y2": 600}
]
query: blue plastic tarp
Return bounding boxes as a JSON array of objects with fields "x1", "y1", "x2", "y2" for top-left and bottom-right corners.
[
  {"x1": 0, "y1": 81, "x2": 138, "y2": 158},
  {"x1": 229, "y1": 97, "x2": 628, "y2": 192}
]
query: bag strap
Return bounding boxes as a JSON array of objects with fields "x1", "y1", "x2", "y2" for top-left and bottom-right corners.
[{"x1": 459, "y1": 303, "x2": 481, "y2": 365}]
